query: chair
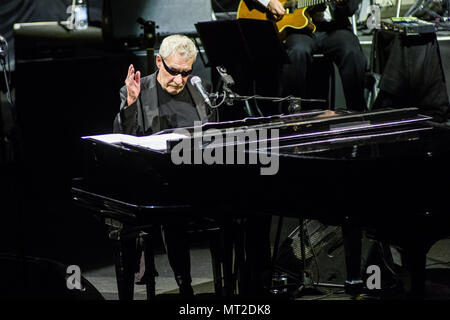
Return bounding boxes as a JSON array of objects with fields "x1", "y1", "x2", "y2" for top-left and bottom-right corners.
[{"x1": 312, "y1": 53, "x2": 337, "y2": 110}]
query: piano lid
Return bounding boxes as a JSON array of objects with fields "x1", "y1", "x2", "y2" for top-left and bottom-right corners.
[
  {"x1": 157, "y1": 107, "x2": 431, "y2": 138},
  {"x1": 164, "y1": 108, "x2": 434, "y2": 154},
  {"x1": 81, "y1": 108, "x2": 435, "y2": 158}
]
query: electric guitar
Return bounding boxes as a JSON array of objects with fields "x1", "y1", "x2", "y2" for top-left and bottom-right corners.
[{"x1": 237, "y1": 0, "x2": 332, "y2": 40}]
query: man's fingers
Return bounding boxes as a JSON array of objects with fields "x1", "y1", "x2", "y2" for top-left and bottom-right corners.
[
  {"x1": 127, "y1": 64, "x2": 135, "y2": 77},
  {"x1": 126, "y1": 66, "x2": 134, "y2": 85},
  {"x1": 276, "y1": 3, "x2": 285, "y2": 15},
  {"x1": 125, "y1": 65, "x2": 140, "y2": 103},
  {"x1": 135, "y1": 71, "x2": 141, "y2": 85},
  {"x1": 126, "y1": 65, "x2": 141, "y2": 88},
  {"x1": 271, "y1": 8, "x2": 284, "y2": 17},
  {"x1": 268, "y1": 0, "x2": 285, "y2": 17}
]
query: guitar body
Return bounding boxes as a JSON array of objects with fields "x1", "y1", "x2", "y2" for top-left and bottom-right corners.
[{"x1": 237, "y1": 0, "x2": 316, "y2": 40}]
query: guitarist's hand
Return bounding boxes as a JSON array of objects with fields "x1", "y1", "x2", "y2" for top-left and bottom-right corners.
[{"x1": 267, "y1": 0, "x2": 285, "y2": 19}]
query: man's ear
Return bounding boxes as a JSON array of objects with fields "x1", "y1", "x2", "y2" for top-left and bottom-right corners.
[{"x1": 155, "y1": 54, "x2": 162, "y2": 69}]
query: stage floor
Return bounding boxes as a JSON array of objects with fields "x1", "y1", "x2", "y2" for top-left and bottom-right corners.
[{"x1": 83, "y1": 232, "x2": 450, "y2": 301}]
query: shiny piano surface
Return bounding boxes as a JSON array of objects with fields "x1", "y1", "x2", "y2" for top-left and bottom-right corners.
[{"x1": 73, "y1": 107, "x2": 450, "y2": 298}]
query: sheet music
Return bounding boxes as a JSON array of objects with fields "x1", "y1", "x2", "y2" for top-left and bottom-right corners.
[{"x1": 82, "y1": 133, "x2": 189, "y2": 151}]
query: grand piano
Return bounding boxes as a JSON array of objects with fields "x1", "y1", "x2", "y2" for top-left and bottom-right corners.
[{"x1": 72, "y1": 107, "x2": 450, "y2": 299}]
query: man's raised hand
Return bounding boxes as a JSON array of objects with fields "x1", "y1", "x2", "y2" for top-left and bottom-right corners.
[{"x1": 125, "y1": 64, "x2": 141, "y2": 106}]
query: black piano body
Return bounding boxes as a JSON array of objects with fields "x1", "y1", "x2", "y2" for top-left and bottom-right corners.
[{"x1": 73, "y1": 108, "x2": 450, "y2": 299}]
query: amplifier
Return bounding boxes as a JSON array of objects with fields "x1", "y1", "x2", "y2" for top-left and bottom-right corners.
[{"x1": 380, "y1": 17, "x2": 437, "y2": 35}]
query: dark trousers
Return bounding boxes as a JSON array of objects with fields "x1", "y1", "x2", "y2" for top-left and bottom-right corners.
[
  {"x1": 136, "y1": 222, "x2": 192, "y2": 287},
  {"x1": 282, "y1": 28, "x2": 367, "y2": 111},
  {"x1": 161, "y1": 222, "x2": 192, "y2": 285}
]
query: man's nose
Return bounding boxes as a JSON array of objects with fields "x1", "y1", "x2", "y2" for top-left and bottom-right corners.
[{"x1": 173, "y1": 74, "x2": 183, "y2": 84}]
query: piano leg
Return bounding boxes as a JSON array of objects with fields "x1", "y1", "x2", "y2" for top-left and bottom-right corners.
[
  {"x1": 214, "y1": 218, "x2": 250, "y2": 297},
  {"x1": 401, "y1": 242, "x2": 429, "y2": 300},
  {"x1": 233, "y1": 220, "x2": 246, "y2": 295},
  {"x1": 208, "y1": 228, "x2": 224, "y2": 296},
  {"x1": 221, "y1": 219, "x2": 237, "y2": 297},
  {"x1": 141, "y1": 233, "x2": 157, "y2": 299},
  {"x1": 342, "y1": 220, "x2": 362, "y2": 282},
  {"x1": 110, "y1": 229, "x2": 138, "y2": 300}
]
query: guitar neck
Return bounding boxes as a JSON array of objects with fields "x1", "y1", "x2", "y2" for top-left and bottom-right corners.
[{"x1": 285, "y1": 0, "x2": 330, "y2": 9}]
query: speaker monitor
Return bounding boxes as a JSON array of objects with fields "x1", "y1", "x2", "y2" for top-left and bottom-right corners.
[
  {"x1": 102, "y1": 0, "x2": 213, "y2": 44},
  {"x1": 274, "y1": 220, "x2": 374, "y2": 286}
]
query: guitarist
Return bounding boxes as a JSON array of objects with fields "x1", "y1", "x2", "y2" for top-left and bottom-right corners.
[{"x1": 253, "y1": 0, "x2": 367, "y2": 112}]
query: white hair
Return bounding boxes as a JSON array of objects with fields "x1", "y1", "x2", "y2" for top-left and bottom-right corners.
[{"x1": 159, "y1": 34, "x2": 197, "y2": 61}]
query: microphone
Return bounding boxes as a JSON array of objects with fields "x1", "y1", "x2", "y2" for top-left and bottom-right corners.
[
  {"x1": 190, "y1": 76, "x2": 211, "y2": 107},
  {"x1": 0, "y1": 35, "x2": 8, "y2": 58}
]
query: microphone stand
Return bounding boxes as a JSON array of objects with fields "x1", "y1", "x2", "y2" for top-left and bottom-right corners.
[
  {"x1": 0, "y1": 57, "x2": 13, "y2": 106},
  {"x1": 446, "y1": 0, "x2": 450, "y2": 22},
  {"x1": 405, "y1": 0, "x2": 448, "y2": 23},
  {"x1": 137, "y1": 18, "x2": 156, "y2": 74},
  {"x1": 0, "y1": 56, "x2": 9, "y2": 165},
  {"x1": 1, "y1": 54, "x2": 21, "y2": 167},
  {"x1": 209, "y1": 90, "x2": 326, "y2": 114},
  {"x1": 211, "y1": 66, "x2": 326, "y2": 114}
]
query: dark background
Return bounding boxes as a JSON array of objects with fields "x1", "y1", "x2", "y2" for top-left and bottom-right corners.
[
  {"x1": 0, "y1": 0, "x2": 239, "y2": 68},
  {"x1": 0, "y1": 0, "x2": 240, "y2": 273}
]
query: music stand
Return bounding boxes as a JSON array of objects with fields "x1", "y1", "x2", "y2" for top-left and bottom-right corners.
[
  {"x1": 195, "y1": 19, "x2": 290, "y2": 117},
  {"x1": 195, "y1": 19, "x2": 289, "y2": 71}
]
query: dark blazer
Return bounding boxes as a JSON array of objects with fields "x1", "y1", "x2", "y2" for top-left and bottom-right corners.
[{"x1": 113, "y1": 71, "x2": 217, "y2": 136}]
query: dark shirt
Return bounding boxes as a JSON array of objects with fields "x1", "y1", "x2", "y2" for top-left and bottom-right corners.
[
  {"x1": 308, "y1": 0, "x2": 359, "y2": 32},
  {"x1": 156, "y1": 80, "x2": 200, "y2": 130}
]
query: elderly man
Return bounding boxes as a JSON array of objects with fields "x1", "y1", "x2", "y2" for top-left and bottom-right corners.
[
  {"x1": 114, "y1": 34, "x2": 216, "y2": 135},
  {"x1": 113, "y1": 34, "x2": 217, "y2": 297}
]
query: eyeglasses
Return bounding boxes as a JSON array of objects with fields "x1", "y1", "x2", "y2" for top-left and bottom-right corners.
[{"x1": 161, "y1": 57, "x2": 192, "y2": 77}]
